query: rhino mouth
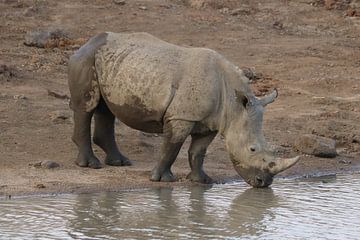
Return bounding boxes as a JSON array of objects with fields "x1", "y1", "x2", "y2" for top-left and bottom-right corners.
[
  {"x1": 246, "y1": 175, "x2": 274, "y2": 188},
  {"x1": 232, "y1": 156, "x2": 300, "y2": 187}
]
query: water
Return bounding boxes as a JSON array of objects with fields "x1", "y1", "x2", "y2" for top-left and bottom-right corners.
[{"x1": 1, "y1": 174, "x2": 360, "y2": 240}]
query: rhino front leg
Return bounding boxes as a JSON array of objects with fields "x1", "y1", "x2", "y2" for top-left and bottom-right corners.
[
  {"x1": 150, "y1": 120, "x2": 195, "y2": 182},
  {"x1": 93, "y1": 100, "x2": 132, "y2": 166},
  {"x1": 186, "y1": 132, "x2": 217, "y2": 184},
  {"x1": 72, "y1": 110, "x2": 102, "y2": 169}
]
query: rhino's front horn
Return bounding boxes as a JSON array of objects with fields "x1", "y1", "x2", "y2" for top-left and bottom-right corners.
[
  {"x1": 259, "y1": 89, "x2": 278, "y2": 106},
  {"x1": 268, "y1": 156, "x2": 300, "y2": 175}
]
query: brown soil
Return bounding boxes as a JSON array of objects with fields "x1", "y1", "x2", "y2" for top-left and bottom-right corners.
[{"x1": 1, "y1": 0, "x2": 360, "y2": 197}]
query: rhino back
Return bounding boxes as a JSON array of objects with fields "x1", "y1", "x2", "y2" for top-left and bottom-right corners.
[
  {"x1": 95, "y1": 32, "x2": 230, "y2": 132},
  {"x1": 94, "y1": 33, "x2": 187, "y2": 132}
]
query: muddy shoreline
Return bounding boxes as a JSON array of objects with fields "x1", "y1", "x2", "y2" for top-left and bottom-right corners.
[{"x1": 2, "y1": 161, "x2": 360, "y2": 199}]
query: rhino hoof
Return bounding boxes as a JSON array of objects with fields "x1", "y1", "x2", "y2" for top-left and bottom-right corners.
[
  {"x1": 105, "y1": 156, "x2": 132, "y2": 166},
  {"x1": 186, "y1": 171, "x2": 213, "y2": 184},
  {"x1": 76, "y1": 154, "x2": 102, "y2": 169},
  {"x1": 150, "y1": 169, "x2": 177, "y2": 182}
]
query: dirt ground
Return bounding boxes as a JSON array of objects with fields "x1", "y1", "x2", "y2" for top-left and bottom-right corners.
[{"x1": 1, "y1": 0, "x2": 360, "y2": 197}]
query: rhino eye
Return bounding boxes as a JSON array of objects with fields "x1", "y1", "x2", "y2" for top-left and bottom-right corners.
[{"x1": 250, "y1": 146, "x2": 256, "y2": 152}]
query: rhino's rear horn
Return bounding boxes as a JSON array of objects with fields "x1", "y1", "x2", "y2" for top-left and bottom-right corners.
[
  {"x1": 268, "y1": 156, "x2": 300, "y2": 175},
  {"x1": 259, "y1": 89, "x2": 278, "y2": 107}
]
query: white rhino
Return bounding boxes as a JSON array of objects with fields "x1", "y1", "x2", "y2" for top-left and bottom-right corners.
[{"x1": 68, "y1": 32, "x2": 299, "y2": 187}]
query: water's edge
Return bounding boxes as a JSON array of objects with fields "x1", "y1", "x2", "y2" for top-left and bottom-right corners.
[{"x1": 2, "y1": 169, "x2": 360, "y2": 200}]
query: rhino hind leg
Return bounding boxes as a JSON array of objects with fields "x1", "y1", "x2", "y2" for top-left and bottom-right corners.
[
  {"x1": 72, "y1": 110, "x2": 102, "y2": 169},
  {"x1": 186, "y1": 132, "x2": 217, "y2": 184},
  {"x1": 93, "y1": 99, "x2": 132, "y2": 166},
  {"x1": 150, "y1": 120, "x2": 195, "y2": 182}
]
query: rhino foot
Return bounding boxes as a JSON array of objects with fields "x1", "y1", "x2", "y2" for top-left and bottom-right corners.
[
  {"x1": 75, "y1": 153, "x2": 102, "y2": 169},
  {"x1": 105, "y1": 155, "x2": 132, "y2": 166},
  {"x1": 150, "y1": 169, "x2": 177, "y2": 182},
  {"x1": 186, "y1": 171, "x2": 213, "y2": 184}
]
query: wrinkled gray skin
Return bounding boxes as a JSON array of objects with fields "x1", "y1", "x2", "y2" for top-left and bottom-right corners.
[{"x1": 68, "y1": 32, "x2": 299, "y2": 188}]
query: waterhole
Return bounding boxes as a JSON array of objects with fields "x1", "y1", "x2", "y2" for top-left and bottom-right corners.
[{"x1": 1, "y1": 174, "x2": 359, "y2": 239}]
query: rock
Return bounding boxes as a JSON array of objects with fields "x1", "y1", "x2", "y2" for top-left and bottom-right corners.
[
  {"x1": 24, "y1": 29, "x2": 69, "y2": 48},
  {"x1": 339, "y1": 159, "x2": 351, "y2": 164},
  {"x1": 35, "y1": 183, "x2": 46, "y2": 188},
  {"x1": 0, "y1": 64, "x2": 16, "y2": 77},
  {"x1": 185, "y1": 0, "x2": 226, "y2": 9},
  {"x1": 113, "y1": 0, "x2": 126, "y2": 5},
  {"x1": 230, "y1": 7, "x2": 252, "y2": 16},
  {"x1": 41, "y1": 160, "x2": 60, "y2": 169},
  {"x1": 219, "y1": 7, "x2": 229, "y2": 14},
  {"x1": 294, "y1": 134, "x2": 337, "y2": 158},
  {"x1": 49, "y1": 110, "x2": 71, "y2": 123},
  {"x1": 187, "y1": 0, "x2": 207, "y2": 9},
  {"x1": 30, "y1": 160, "x2": 60, "y2": 169},
  {"x1": 324, "y1": 0, "x2": 336, "y2": 10},
  {"x1": 47, "y1": 89, "x2": 70, "y2": 100},
  {"x1": 13, "y1": 94, "x2": 27, "y2": 100},
  {"x1": 139, "y1": 6, "x2": 148, "y2": 10},
  {"x1": 273, "y1": 21, "x2": 284, "y2": 30},
  {"x1": 352, "y1": 135, "x2": 360, "y2": 143}
]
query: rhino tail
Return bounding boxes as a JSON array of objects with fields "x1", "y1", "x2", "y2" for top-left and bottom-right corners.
[{"x1": 68, "y1": 32, "x2": 109, "y2": 112}]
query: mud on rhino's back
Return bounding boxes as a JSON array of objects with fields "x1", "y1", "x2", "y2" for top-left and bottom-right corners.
[{"x1": 94, "y1": 32, "x2": 189, "y2": 133}]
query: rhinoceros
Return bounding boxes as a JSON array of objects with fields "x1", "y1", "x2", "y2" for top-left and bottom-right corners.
[{"x1": 68, "y1": 32, "x2": 299, "y2": 188}]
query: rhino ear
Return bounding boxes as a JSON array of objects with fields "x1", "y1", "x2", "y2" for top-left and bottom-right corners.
[{"x1": 235, "y1": 90, "x2": 249, "y2": 108}]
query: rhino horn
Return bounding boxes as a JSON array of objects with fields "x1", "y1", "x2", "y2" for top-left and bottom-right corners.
[
  {"x1": 259, "y1": 89, "x2": 278, "y2": 107},
  {"x1": 268, "y1": 156, "x2": 300, "y2": 175}
]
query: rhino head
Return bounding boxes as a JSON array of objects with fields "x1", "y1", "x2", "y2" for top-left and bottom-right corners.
[{"x1": 224, "y1": 89, "x2": 299, "y2": 188}]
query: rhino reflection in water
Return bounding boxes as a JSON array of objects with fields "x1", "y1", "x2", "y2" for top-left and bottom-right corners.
[{"x1": 68, "y1": 32, "x2": 299, "y2": 187}]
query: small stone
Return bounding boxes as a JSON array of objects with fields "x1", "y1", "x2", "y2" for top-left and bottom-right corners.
[
  {"x1": 49, "y1": 110, "x2": 71, "y2": 122},
  {"x1": 35, "y1": 183, "x2": 46, "y2": 188},
  {"x1": 113, "y1": 0, "x2": 126, "y2": 5},
  {"x1": 294, "y1": 134, "x2": 337, "y2": 158},
  {"x1": 230, "y1": 7, "x2": 251, "y2": 16},
  {"x1": 47, "y1": 89, "x2": 70, "y2": 100},
  {"x1": 30, "y1": 162, "x2": 42, "y2": 168},
  {"x1": 273, "y1": 21, "x2": 284, "y2": 30},
  {"x1": 139, "y1": 6, "x2": 147, "y2": 10},
  {"x1": 339, "y1": 159, "x2": 351, "y2": 165},
  {"x1": 219, "y1": 7, "x2": 229, "y2": 14},
  {"x1": 0, "y1": 64, "x2": 16, "y2": 78},
  {"x1": 13, "y1": 94, "x2": 27, "y2": 100},
  {"x1": 352, "y1": 135, "x2": 360, "y2": 143},
  {"x1": 41, "y1": 160, "x2": 60, "y2": 169}
]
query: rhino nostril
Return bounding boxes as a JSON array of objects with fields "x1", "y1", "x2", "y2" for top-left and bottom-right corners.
[{"x1": 255, "y1": 176, "x2": 263, "y2": 186}]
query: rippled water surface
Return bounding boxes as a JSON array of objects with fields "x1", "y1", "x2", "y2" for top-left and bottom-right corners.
[{"x1": 1, "y1": 174, "x2": 360, "y2": 239}]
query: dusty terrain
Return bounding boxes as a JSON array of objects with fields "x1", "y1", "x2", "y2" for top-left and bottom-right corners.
[{"x1": 1, "y1": 0, "x2": 360, "y2": 197}]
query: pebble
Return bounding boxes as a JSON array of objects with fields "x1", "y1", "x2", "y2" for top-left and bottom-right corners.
[
  {"x1": 230, "y1": 7, "x2": 251, "y2": 16},
  {"x1": 339, "y1": 159, "x2": 351, "y2": 165},
  {"x1": 47, "y1": 89, "x2": 70, "y2": 100},
  {"x1": 49, "y1": 110, "x2": 71, "y2": 122},
  {"x1": 113, "y1": 0, "x2": 126, "y2": 5},
  {"x1": 30, "y1": 160, "x2": 60, "y2": 169},
  {"x1": 41, "y1": 160, "x2": 60, "y2": 169},
  {"x1": 13, "y1": 94, "x2": 27, "y2": 100},
  {"x1": 35, "y1": 183, "x2": 46, "y2": 188}
]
